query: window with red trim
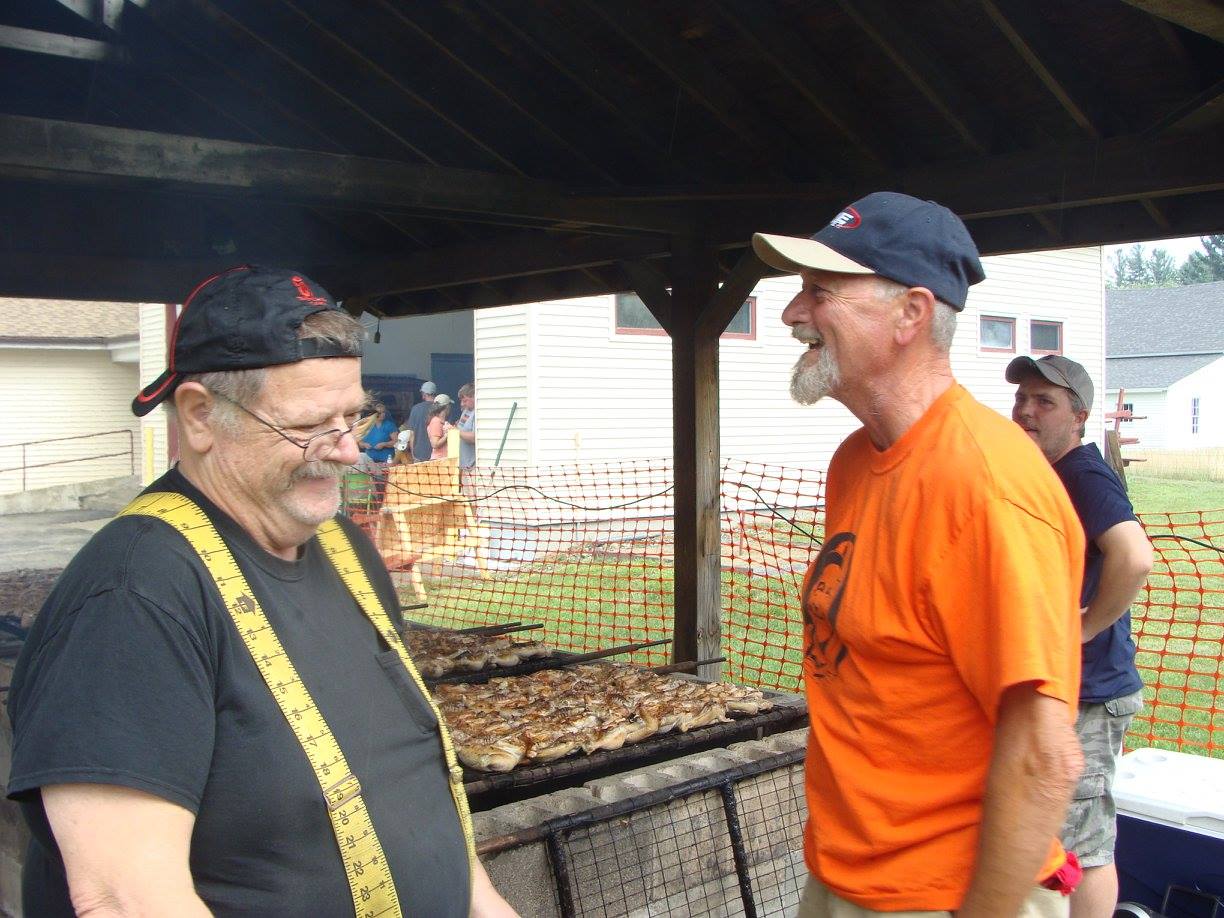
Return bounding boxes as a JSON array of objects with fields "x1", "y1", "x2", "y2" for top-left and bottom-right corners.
[
  {"x1": 614, "y1": 293, "x2": 756, "y2": 339},
  {"x1": 1031, "y1": 320, "x2": 1063, "y2": 355},
  {"x1": 980, "y1": 315, "x2": 1015, "y2": 352}
]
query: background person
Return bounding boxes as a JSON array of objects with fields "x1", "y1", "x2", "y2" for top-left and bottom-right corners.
[
  {"x1": 753, "y1": 192, "x2": 1085, "y2": 918},
  {"x1": 407, "y1": 380, "x2": 438, "y2": 462},
  {"x1": 428, "y1": 393, "x2": 454, "y2": 460},
  {"x1": 1008, "y1": 354, "x2": 1153, "y2": 918},
  {"x1": 359, "y1": 401, "x2": 398, "y2": 465},
  {"x1": 5, "y1": 266, "x2": 516, "y2": 918},
  {"x1": 457, "y1": 382, "x2": 476, "y2": 469}
]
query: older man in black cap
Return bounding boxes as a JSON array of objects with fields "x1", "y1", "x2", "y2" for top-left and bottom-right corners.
[
  {"x1": 754, "y1": 193, "x2": 1085, "y2": 918},
  {"x1": 1008, "y1": 354, "x2": 1152, "y2": 918},
  {"x1": 6, "y1": 266, "x2": 516, "y2": 918}
]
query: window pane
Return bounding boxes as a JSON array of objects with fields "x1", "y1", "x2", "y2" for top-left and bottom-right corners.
[
  {"x1": 1031, "y1": 321, "x2": 1061, "y2": 352},
  {"x1": 980, "y1": 317, "x2": 1014, "y2": 349},
  {"x1": 725, "y1": 301, "x2": 752, "y2": 335},
  {"x1": 615, "y1": 293, "x2": 663, "y2": 330}
]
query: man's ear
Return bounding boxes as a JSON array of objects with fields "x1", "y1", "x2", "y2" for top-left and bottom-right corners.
[
  {"x1": 174, "y1": 382, "x2": 218, "y2": 455},
  {"x1": 896, "y1": 286, "x2": 935, "y2": 346}
]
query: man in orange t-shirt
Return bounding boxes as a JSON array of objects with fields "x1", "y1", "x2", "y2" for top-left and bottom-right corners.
[{"x1": 753, "y1": 193, "x2": 1085, "y2": 918}]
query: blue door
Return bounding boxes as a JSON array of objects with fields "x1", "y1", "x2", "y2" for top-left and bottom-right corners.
[{"x1": 429, "y1": 353, "x2": 474, "y2": 416}]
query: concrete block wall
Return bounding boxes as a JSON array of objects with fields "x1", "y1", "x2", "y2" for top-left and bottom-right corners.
[{"x1": 476, "y1": 727, "x2": 809, "y2": 918}]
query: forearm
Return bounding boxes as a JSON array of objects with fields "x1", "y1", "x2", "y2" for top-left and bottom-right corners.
[
  {"x1": 1082, "y1": 555, "x2": 1150, "y2": 642},
  {"x1": 469, "y1": 858, "x2": 518, "y2": 918},
  {"x1": 459, "y1": 430, "x2": 475, "y2": 444},
  {"x1": 72, "y1": 888, "x2": 212, "y2": 917},
  {"x1": 958, "y1": 690, "x2": 1081, "y2": 918}
]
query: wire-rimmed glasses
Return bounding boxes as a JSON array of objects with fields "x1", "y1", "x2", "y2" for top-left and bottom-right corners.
[{"x1": 212, "y1": 392, "x2": 374, "y2": 463}]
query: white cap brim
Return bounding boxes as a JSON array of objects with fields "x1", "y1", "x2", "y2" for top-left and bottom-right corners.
[{"x1": 752, "y1": 233, "x2": 874, "y2": 276}]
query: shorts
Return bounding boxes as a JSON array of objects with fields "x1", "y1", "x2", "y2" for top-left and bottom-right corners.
[
  {"x1": 796, "y1": 874, "x2": 1067, "y2": 918},
  {"x1": 1060, "y1": 689, "x2": 1144, "y2": 868}
]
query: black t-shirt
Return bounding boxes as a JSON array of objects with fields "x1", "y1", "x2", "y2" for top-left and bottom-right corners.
[
  {"x1": 6, "y1": 468, "x2": 470, "y2": 917},
  {"x1": 1052, "y1": 443, "x2": 1144, "y2": 703}
]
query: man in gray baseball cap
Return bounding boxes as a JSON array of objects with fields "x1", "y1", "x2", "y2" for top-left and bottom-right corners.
[{"x1": 1009, "y1": 354, "x2": 1152, "y2": 918}]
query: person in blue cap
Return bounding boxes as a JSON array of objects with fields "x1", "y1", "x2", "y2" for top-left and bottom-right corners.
[{"x1": 755, "y1": 193, "x2": 1086, "y2": 918}]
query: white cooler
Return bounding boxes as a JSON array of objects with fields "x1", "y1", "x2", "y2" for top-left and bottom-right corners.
[{"x1": 1112, "y1": 747, "x2": 1224, "y2": 913}]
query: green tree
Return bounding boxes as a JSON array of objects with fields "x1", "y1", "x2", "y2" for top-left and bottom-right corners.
[
  {"x1": 1147, "y1": 247, "x2": 1177, "y2": 286},
  {"x1": 1178, "y1": 235, "x2": 1224, "y2": 285}
]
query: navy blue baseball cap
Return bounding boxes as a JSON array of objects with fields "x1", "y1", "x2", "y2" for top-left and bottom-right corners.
[
  {"x1": 133, "y1": 265, "x2": 361, "y2": 416},
  {"x1": 752, "y1": 192, "x2": 986, "y2": 309}
]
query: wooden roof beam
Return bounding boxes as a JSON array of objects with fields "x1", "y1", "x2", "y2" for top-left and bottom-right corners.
[
  {"x1": 0, "y1": 24, "x2": 129, "y2": 63},
  {"x1": 835, "y1": 0, "x2": 993, "y2": 154},
  {"x1": 0, "y1": 115, "x2": 692, "y2": 234},
  {"x1": 53, "y1": 0, "x2": 128, "y2": 33},
  {"x1": 1146, "y1": 77, "x2": 1224, "y2": 135},
  {"x1": 707, "y1": 0, "x2": 894, "y2": 169},
  {"x1": 373, "y1": 0, "x2": 621, "y2": 184},
  {"x1": 1120, "y1": 0, "x2": 1224, "y2": 43},
  {"x1": 571, "y1": 0, "x2": 805, "y2": 177},
  {"x1": 468, "y1": 0, "x2": 695, "y2": 183},
  {"x1": 331, "y1": 233, "x2": 669, "y2": 298},
  {"x1": 978, "y1": 0, "x2": 1103, "y2": 137}
]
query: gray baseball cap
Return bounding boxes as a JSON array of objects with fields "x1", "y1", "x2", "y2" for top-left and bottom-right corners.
[
  {"x1": 1006, "y1": 355, "x2": 1093, "y2": 411},
  {"x1": 420, "y1": 381, "x2": 437, "y2": 395}
]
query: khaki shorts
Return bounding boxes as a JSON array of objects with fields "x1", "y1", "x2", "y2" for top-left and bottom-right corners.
[
  {"x1": 796, "y1": 874, "x2": 1068, "y2": 918},
  {"x1": 1060, "y1": 690, "x2": 1144, "y2": 868}
]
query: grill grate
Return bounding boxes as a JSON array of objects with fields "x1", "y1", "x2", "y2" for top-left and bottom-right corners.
[{"x1": 480, "y1": 747, "x2": 808, "y2": 917}]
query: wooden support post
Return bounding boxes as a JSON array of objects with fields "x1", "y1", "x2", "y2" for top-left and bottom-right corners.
[{"x1": 666, "y1": 238, "x2": 723, "y2": 680}]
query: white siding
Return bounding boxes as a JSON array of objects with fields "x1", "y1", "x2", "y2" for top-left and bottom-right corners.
[
  {"x1": 0, "y1": 348, "x2": 140, "y2": 493},
  {"x1": 474, "y1": 247, "x2": 1102, "y2": 470},
  {"x1": 1166, "y1": 357, "x2": 1224, "y2": 449},
  {"x1": 953, "y1": 247, "x2": 1107, "y2": 447},
  {"x1": 1103, "y1": 388, "x2": 1167, "y2": 449},
  {"x1": 138, "y1": 304, "x2": 172, "y2": 483},
  {"x1": 473, "y1": 305, "x2": 531, "y2": 466}
]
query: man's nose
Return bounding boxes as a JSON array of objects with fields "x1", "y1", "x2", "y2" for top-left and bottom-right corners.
[{"x1": 781, "y1": 294, "x2": 807, "y2": 327}]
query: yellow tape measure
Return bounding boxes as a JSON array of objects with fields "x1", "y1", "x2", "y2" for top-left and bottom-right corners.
[{"x1": 120, "y1": 492, "x2": 475, "y2": 918}]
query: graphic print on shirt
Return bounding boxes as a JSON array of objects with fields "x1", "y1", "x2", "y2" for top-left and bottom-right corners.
[{"x1": 800, "y1": 531, "x2": 855, "y2": 678}]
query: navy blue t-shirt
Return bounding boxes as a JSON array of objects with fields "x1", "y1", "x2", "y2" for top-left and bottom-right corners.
[{"x1": 1052, "y1": 443, "x2": 1145, "y2": 703}]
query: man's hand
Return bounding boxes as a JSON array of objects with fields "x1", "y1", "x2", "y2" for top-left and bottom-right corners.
[
  {"x1": 957, "y1": 685, "x2": 1082, "y2": 918},
  {"x1": 42, "y1": 783, "x2": 212, "y2": 917},
  {"x1": 1081, "y1": 520, "x2": 1153, "y2": 643},
  {"x1": 470, "y1": 858, "x2": 519, "y2": 918}
]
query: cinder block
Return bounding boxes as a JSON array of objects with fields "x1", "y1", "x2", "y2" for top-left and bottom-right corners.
[
  {"x1": 483, "y1": 841, "x2": 560, "y2": 918},
  {"x1": 758, "y1": 728, "x2": 809, "y2": 755},
  {"x1": 585, "y1": 770, "x2": 672, "y2": 802}
]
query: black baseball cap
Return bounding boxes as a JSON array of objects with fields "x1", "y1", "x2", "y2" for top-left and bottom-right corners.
[
  {"x1": 752, "y1": 191, "x2": 986, "y2": 309},
  {"x1": 132, "y1": 265, "x2": 361, "y2": 417}
]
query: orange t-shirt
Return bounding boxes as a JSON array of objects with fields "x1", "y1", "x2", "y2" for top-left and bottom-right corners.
[{"x1": 801, "y1": 383, "x2": 1083, "y2": 911}]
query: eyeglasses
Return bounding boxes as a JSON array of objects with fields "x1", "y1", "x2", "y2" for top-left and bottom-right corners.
[{"x1": 212, "y1": 392, "x2": 374, "y2": 463}]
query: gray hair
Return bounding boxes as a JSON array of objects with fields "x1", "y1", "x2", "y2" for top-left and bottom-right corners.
[
  {"x1": 875, "y1": 278, "x2": 958, "y2": 352},
  {"x1": 170, "y1": 309, "x2": 366, "y2": 433}
]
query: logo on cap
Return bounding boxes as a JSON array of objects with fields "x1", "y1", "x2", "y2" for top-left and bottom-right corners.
[
  {"x1": 829, "y1": 207, "x2": 861, "y2": 229},
  {"x1": 292, "y1": 275, "x2": 328, "y2": 306}
]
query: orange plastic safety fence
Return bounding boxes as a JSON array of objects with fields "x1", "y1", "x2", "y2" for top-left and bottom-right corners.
[
  {"x1": 342, "y1": 463, "x2": 1224, "y2": 756},
  {"x1": 1130, "y1": 509, "x2": 1224, "y2": 758},
  {"x1": 342, "y1": 458, "x2": 822, "y2": 680}
]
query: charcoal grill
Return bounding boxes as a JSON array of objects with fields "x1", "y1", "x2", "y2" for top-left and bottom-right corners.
[{"x1": 460, "y1": 687, "x2": 806, "y2": 810}]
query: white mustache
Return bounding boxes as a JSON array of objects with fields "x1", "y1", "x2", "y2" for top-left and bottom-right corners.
[
  {"x1": 292, "y1": 461, "x2": 346, "y2": 482},
  {"x1": 791, "y1": 325, "x2": 824, "y2": 346}
]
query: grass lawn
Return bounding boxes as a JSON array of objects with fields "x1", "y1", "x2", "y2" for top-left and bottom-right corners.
[
  {"x1": 402, "y1": 472, "x2": 1224, "y2": 757},
  {"x1": 1127, "y1": 473, "x2": 1224, "y2": 515}
]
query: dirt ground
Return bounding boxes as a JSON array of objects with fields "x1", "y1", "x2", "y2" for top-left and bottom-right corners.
[{"x1": 0, "y1": 569, "x2": 61, "y2": 630}]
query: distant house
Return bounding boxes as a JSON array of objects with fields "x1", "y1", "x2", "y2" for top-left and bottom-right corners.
[
  {"x1": 473, "y1": 247, "x2": 1108, "y2": 469},
  {"x1": 1105, "y1": 282, "x2": 1224, "y2": 450},
  {"x1": 0, "y1": 300, "x2": 141, "y2": 494}
]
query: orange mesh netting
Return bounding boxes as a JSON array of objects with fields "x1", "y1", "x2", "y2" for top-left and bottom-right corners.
[
  {"x1": 1131, "y1": 509, "x2": 1224, "y2": 758},
  {"x1": 343, "y1": 460, "x2": 1223, "y2": 756}
]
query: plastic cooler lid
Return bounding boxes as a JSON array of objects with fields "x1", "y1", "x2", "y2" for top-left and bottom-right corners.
[{"x1": 1113, "y1": 748, "x2": 1224, "y2": 840}]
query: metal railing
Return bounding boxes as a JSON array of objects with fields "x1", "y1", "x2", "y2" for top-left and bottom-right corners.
[{"x1": 0, "y1": 429, "x2": 136, "y2": 492}]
